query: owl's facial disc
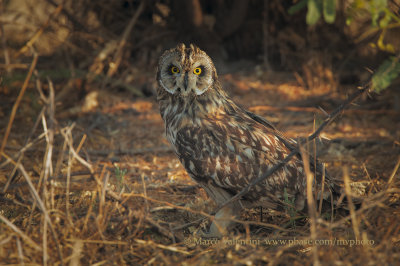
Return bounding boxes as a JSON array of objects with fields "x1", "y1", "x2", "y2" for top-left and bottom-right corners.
[{"x1": 158, "y1": 45, "x2": 215, "y2": 97}]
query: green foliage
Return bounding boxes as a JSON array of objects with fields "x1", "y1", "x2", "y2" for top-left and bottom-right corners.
[
  {"x1": 349, "y1": 0, "x2": 389, "y2": 27},
  {"x1": 283, "y1": 188, "x2": 298, "y2": 228},
  {"x1": 288, "y1": 0, "x2": 308, "y2": 14},
  {"x1": 288, "y1": 0, "x2": 336, "y2": 25},
  {"x1": 114, "y1": 166, "x2": 127, "y2": 192},
  {"x1": 323, "y1": 0, "x2": 336, "y2": 23},
  {"x1": 307, "y1": 0, "x2": 321, "y2": 25},
  {"x1": 347, "y1": 0, "x2": 399, "y2": 53},
  {"x1": 344, "y1": 0, "x2": 400, "y2": 92},
  {"x1": 289, "y1": 0, "x2": 400, "y2": 92},
  {"x1": 372, "y1": 56, "x2": 400, "y2": 93}
]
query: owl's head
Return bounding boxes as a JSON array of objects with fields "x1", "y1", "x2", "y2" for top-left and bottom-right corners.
[{"x1": 157, "y1": 43, "x2": 217, "y2": 97}]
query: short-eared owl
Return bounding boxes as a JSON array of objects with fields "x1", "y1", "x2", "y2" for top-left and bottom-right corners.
[{"x1": 156, "y1": 44, "x2": 333, "y2": 237}]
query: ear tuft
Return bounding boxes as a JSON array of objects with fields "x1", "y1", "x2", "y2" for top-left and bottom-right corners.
[
  {"x1": 176, "y1": 43, "x2": 186, "y2": 53},
  {"x1": 190, "y1": 43, "x2": 201, "y2": 54}
]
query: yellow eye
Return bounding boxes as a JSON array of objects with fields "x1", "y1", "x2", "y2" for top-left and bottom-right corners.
[
  {"x1": 193, "y1": 67, "x2": 202, "y2": 75},
  {"x1": 170, "y1": 66, "x2": 180, "y2": 74}
]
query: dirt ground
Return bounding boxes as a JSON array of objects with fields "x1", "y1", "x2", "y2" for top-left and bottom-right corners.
[{"x1": 1, "y1": 64, "x2": 400, "y2": 265}]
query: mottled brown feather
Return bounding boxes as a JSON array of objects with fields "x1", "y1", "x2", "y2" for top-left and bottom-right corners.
[{"x1": 156, "y1": 43, "x2": 335, "y2": 216}]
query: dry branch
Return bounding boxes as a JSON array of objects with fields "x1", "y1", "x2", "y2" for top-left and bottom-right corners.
[
  {"x1": 87, "y1": 146, "x2": 173, "y2": 156},
  {"x1": 0, "y1": 53, "x2": 38, "y2": 159},
  {"x1": 300, "y1": 144, "x2": 320, "y2": 266},
  {"x1": 215, "y1": 84, "x2": 371, "y2": 216},
  {"x1": 249, "y1": 105, "x2": 400, "y2": 115},
  {"x1": 134, "y1": 239, "x2": 190, "y2": 255},
  {"x1": 343, "y1": 167, "x2": 361, "y2": 239},
  {"x1": 106, "y1": 0, "x2": 145, "y2": 78}
]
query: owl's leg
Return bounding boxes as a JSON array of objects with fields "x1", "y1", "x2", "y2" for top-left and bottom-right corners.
[
  {"x1": 205, "y1": 203, "x2": 240, "y2": 237},
  {"x1": 197, "y1": 205, "x2": 240, "y2": 238},
  {"x1": 197, "y1": 182, "x2": 243, "y2": 237}
]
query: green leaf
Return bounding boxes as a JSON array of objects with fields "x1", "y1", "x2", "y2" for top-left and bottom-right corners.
[
  {"x1": 323, "y1": 0, "x2": 336, "y2": 24},
  {"x1": 377, "y1": 31, "x2": 395, "y2": 53},
  {"x1": 373, "y1": 0, "x2": 388, "y2": 10},
  {"x1": 288, "y1": 0, "x2": 308, "y2": 15},
  {"x1": 371, "y1": 0, "x2": 388, "y2": 26},
  {"x1": 372, "y1": 56, "x2": 400, "y2": 93},
  {"x1": 346, "y1": 16, "x2": 353, "y2": 25},
  {"x1": 354, "y1": 0, "x2": 365, "y2": 9},
  {"x1": 379, "y1": 10, "x2": 392, "y2": 28},
  {"x1": 307, "y1": 0, "x2": 322, "y2": 25}
]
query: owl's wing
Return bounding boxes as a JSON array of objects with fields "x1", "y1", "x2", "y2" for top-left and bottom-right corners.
[
  {"x1": 244, "y1": 110, "x2": 277, "y2": 131},
  {"x1": 174, "y1": 114, "x2": 306, "y2": 203},
  {"x1": 245, "y1": 110, "x2": 297, "y2": 151},
  {"x1": 246, "y1": 109, "x2": 336, "y2": 188}
]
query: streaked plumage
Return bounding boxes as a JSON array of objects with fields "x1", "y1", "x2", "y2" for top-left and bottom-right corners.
[{"x1": 156, "y1": 44, "x2": 334, "y2": 236}]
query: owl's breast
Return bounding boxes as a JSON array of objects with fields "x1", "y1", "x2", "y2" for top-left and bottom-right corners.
[{"x1": 161, "y1": 97, "x2": 224, "y2": 146}]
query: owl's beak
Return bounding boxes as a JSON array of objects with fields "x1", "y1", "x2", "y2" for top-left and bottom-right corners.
[{"x1": 183, "y1": 72, "x2": 189, "y2": 90}]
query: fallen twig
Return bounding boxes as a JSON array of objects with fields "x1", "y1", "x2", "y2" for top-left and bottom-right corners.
[
  {"x1": 60, "y1": 124, "x2": 94, "y2": 173},
  {"x1": 65, "y1": 239, "x2": 127, "y2": 245},
  {"x1": 134, "y1": 239, "x2": 190, "y2": 255},
  {"x1": 325, "y1": 187, "x2": 400, "y2": 230},
  {"x1": 17, "y1": 164, "x2": 64, "y2": 265},
  {"x1": 2, "y1": 106, "x2": 46, "y2": 193},
  {"x1": 109, "y1": 191, "x2": 297, "y2": 233},
  {"x1": 0, "y1": 214, "x2": 42, "y2": 252},
  {"x1": 145, "y1": 216, "x2": 179, "y2": 242},
  {"x1": 87, "y1": 146, "x2": 173, "y2": 156},
  {"x1": 16, "y1": 236, "x2": 24, "y2": 265}
]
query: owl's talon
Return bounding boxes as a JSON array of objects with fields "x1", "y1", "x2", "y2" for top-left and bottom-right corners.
[
  {"x1": 192, "y1": 204, "x2": 239, "y2": 238},
  {"x1": 194, "y1": 227, "x2": 223, "y2": 238}
]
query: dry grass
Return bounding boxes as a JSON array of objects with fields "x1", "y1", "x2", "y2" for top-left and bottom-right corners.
[
  {"x1": 1, "y1": 62, "x2": 399, "y2": 264},
  {"x1": 1, "y1": 1, "x2": 400, "y2": 264}
]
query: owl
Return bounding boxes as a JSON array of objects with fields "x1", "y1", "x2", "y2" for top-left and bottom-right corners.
[{"x1": 156, "y1": 43, "x2": 335, "y2": 237}]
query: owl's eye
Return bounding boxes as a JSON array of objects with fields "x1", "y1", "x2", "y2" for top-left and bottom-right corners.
[
  {"x1": 193, "y1": 67, "x2": 202, "y2": 75},
  {"x1": 170, "y1": 66, "x2": 180, "y2": 74}
]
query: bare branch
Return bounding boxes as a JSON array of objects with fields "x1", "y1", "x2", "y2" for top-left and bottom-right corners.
[
  {"x1": 0, "y1": 53, "x2": 38, "y2": 159},
  {"x1": 215, "y1": 84, "x2": 371, "y2": 215}
]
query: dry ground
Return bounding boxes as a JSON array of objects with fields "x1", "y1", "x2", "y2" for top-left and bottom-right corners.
[{"x1": 1, "y1": 69, "x2": 400, "y2": 265}]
